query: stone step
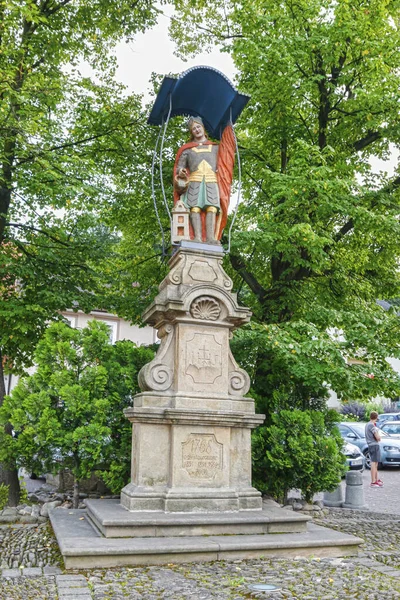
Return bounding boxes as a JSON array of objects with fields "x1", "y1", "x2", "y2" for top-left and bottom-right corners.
[
  {"x1": 85, "y1": 498, "x2": 311, "y2": 538},
  {"x1": 49, "y1": 509, "x2": 363, "y2": 570}
]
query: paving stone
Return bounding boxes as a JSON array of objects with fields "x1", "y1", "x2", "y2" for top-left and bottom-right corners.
[
  {"x1": 1, "y1": 568, "x2": 21, "y2": 578},
  {"x1": 57, "y1": 574, "x2": 88, "y2": 582},
  {"x1": 58, "y1": 596, "x2": 92, "y2": 600},
  {"x1": 43, "y1": 565, "x2": 63, "y2": 574},
  {"x1": 21, "y1": 567, "x2": 43, "y2": 576},
  {"x1": 57, "y1": 589, "x2": 91, "y2": 597},
  {"x1": 0, "y1": 516, "x2": 17, "y2": 524},
  {"x1": 62, "y1": 593, "x2": 91, "y2": 598},
  {"x1": 58, "y1": 579, "x2": 89, "y2": 588}
]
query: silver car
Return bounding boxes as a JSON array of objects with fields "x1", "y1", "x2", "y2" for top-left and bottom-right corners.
[
  {"x1": 380, "y1": 421, "x2": 400, "y2": 439},
  {"x1": 342, "y1": 442, "x2": 365, "y2": 472},
  {"x1": 376, "y1": 412, "x2": 400, "y2": 428},
  {"x1": 339, "y1": 422, "x2": 400, "y2": 469}
]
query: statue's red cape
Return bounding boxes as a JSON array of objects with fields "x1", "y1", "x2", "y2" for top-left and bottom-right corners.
[{"x1": 173, "y1": 125, "x2": 236, "y2": 241}]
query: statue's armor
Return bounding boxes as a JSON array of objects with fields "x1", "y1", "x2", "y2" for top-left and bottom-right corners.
[{"x1": 176, "y1": 144, "x2": 220, "y2": 210}]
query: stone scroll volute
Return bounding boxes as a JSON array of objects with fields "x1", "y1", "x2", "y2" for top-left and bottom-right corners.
[
  {"x1": 138, "y1": 324, "x2": 174, "y2": 392},
  {"x1": 228, "y1": 344, "x2": 251, "y2": 397}
]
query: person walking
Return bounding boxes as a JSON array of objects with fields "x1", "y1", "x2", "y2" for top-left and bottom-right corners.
[{"x1": 365, "y1": 411, "x2": 384, "y2": 488}]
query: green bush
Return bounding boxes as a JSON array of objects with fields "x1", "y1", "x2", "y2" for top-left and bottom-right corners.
[
  {"x1": 19, "y1": 477, "x2": 29, "y2": 504},
  {"x1": 0, "y1": 483, "x2": 9, "y2": 511},
  {"x1": 0, "y1": 321, "x2": 154, "y2": 505},
  {"x1": 252, "y1": 409, "x2": 346, "y2": 503}
]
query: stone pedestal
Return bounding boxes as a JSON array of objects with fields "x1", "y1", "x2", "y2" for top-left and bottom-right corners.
[
  {"x1": 120, "y1": 243, "x2": 265, "y2": 513},
  {"x1": 52, "y1": 242, "x2": 363, "y2": 567}
]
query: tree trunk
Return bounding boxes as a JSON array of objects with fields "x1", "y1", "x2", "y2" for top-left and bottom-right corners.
[
  {"x1": 283, "y1": 488, "x2": 289, "y2": 506},
  {"x1": 0, "y1": 461, "x2": 20, "y2": 506},
  {"x1": 0, "y1": 186, "x2": 11, "y2": 242},
  {"x1": 0, "y1": 350, "x2": 20, "y2": 506},
  {"x1": 73, "y1": 476, "x2": 80, "y2": 509}
]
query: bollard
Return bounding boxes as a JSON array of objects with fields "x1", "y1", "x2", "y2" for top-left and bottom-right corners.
[
  {"x1": 342, "y1": 470, "x2": 367, "y2": 509},
  {"x1": 323, "y1": 484, "x2": 344, "y2": 507}
]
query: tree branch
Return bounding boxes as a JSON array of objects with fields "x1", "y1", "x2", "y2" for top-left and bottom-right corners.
[
  {"x1": 16, "y1": 119, "x2": 142, "y2": 165},
  {"x1": 353, "y1": 131, "x2": 381, "y2": 152},
  {"x1": 229, "y1": 252, "x2": 267, "y2": 305},
  {"x1": 333, "y1": 218, "x2": 354, "y2": 243},
  {"x1": 42, "y1": 0, "x2": 73, "y2": 18},
  {"x1": 7, "y1": 222, "x2": 71, "y2": 247},
  {"x1": 168, "y1": 13, "x2": 243, "y2": 41},
  {"x1": 243, "y1": 170, "x2": 269, "y2": 197},
  {"x1": 333, "y1": 173, "x2": 400, "y2": 245},
  {"x1": 330, "y1": 41, "x2": 349, "y2": 85},
  {"x1": 238, "y1": 145, "x2": 276, "y2": 172}
]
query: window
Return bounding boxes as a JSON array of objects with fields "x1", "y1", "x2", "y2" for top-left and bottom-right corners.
[
  {"x1": 3, "y1": 373, "x2": 12, "y2": 395},
  {"x1": 102, "y1": 320, "x2": 118, "y2": 344},
  {"x1": 63, "y1": 315, "x2": 77, "y2": 328},
  {"x1": 339, "y1": 425, "x2": 350, "y2": 437}
]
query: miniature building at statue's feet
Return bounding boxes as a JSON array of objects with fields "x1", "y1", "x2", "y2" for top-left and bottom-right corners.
[{"x1": 120, "y1": 242, "x2": 264, "y2": 513}]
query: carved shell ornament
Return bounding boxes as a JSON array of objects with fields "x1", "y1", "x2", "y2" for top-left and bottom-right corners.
[{"x1": 190, "y1": 296, "x2": 221, "y2": 321}]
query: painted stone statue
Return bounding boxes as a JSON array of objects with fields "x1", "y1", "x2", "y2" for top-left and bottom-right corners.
[{"x1": 173, "y1": 116, "x2": 235, "y2": 244}]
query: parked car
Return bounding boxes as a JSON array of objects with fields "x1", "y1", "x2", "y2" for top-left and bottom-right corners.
[
  {"x1": 338, "y1": 422, "x2": 400, "y2": 469},
  {"x1": 380, "y1": 421, "x2": 400, "y2": 438},
  {"x1": 342, "y1": 442, "x2": 365, "y2": 472},
  {"x1": 376, "y1": 413, "x2": 400, "y2": 427}
]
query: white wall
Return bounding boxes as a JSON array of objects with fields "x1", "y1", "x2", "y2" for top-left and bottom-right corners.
[
  {"x1": 61, "y1": 310, "x2": 157, "y2": 345},
  {"x1": 5, "y1": 311, "x2": 157, "y2": 394}
]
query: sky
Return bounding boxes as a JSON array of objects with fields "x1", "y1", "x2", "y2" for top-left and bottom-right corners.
[{"x1": 113, "y1": 8, "x2": 236, "y2": 102}]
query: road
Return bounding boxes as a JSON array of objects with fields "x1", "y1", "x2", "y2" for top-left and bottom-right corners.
[
  {"x1": 289, "y1": 466, "x2": 400, "y2": 514},
  {"x1": 351, "y1": 466, "x2": 400, "y2": 514}
]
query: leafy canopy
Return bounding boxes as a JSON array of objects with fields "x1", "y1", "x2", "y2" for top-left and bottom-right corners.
[
  {"x1": 169, "y1": 0, "x2": 400, "y2": 407},
  {"x1": 0, "y1": 0, "x2": 161, "y2": 380}
]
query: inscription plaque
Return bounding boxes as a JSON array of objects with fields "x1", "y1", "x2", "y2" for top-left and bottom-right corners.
[
  {"x1": 182, "y1": 433, "x2": 223, "y2": 480},
  {"x1": 188, "y1": 260, "x2": 217, "y2": 283},
  {"x1": 185, "y1": 333, "x2": 222, "y2": 384}
]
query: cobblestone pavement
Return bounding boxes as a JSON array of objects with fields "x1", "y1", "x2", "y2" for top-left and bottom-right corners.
[
  {"x1": 357, "y1": 467, "x2": 400, "y2": 514},
  {"x1": 1, "y1": 470, "x2": 400, "y2": 599}
]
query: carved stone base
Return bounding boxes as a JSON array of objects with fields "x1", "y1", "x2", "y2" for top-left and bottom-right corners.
[
  {"x1": 51, "y1": 506, "x2": 362, "y2": 569},
  {"x1": 133, "y1": 391, "x2": 256, "y2": 413},
  {"x1": 121, "y1": 406, "x2": 264, "y2": 513},
  {"x1": 122, "y1": 246, "x2": 265, "y2": 515},
  {"x1": 120, "y1": 485, "x2": 262, "y2": 513},
  {"x1": 85, "y1": 498, "x2": 310, "y2": 538}
]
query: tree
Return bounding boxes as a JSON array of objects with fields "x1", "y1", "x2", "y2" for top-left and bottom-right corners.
[
  {"x1": 0, "y1": 0, "x2": 160, "y2": 504},
  {"x1": 117, "y1": 0, "x2": 400, "y2": 496},
  {"x1": 168, "y1": 0, "x2": 400, "y2": 400},
  {"x1": 0, "y1": 320, "x2": 154, "y2": 508}
]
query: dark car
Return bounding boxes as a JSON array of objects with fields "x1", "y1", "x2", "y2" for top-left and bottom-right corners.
[{"x1": 339, "y1": 422, "x2": 400, "y2": 469}]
